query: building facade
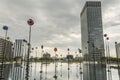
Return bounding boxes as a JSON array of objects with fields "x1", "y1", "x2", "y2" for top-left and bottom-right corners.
[
  {"x1": 81, "y1": 1, "x2": 104, "y2": 61},
  {"x1": 115, "y1": 42, "x2": 120, "y2": 58},
  {"x1": 13, "y1": 39, "x2": 28, "y2": 60},
  {"x1": 115, "y1": 42, "x2": 120, "y2": 77},
  {"x1": 43, "y1": 52, "x2": 51, "y2": 59},
  {"x1": 0, "y1": 37, "x2": 13, "y2": 60}
]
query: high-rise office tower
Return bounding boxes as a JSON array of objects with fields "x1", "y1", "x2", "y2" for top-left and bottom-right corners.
[{"x1": 81, "y1": 1, "x2": 104, "y2": 61}]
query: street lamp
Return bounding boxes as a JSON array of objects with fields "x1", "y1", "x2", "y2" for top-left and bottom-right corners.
[
  {"x1": 25, "y1": 19, "x2": 34, "y2": 80},
  {"x1": 67, "y1": 48, "x2": 70, "y2": 80},
  {"x1": 104, "y1": 34, "x2": 108, "y2": 62},
  {"x1": 53, "y1": 47, "x2": 57, "y2": 80},
  {"x1": 0, "y1": 26, "x2": 8, "y2": 79},
  {"x1": 67, "y1": 48, "x2": 70, "y2": 70},
  {"x1": 104, "y1": 34, "x2": 112, "y2": 80},
  {"x1": 40, "y1": 45, "x2": 44, "y2": 73},
  {"x1": 104, "y1": 35, "x2": 111, "y2": 70},
  {"x1": 40, "y1": 45, "x2": 44, "y2": 80}
]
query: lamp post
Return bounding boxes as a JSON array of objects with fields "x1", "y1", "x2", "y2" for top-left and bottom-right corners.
[
  {"x1": 25, "y1": 19, "x2": 34, "y2": 80},
  {"x1": 53, "y1": 47, "x2": 57, "y2": 80},
  {"x1": 0, "y1": 26, "x2": 8, "y2": 79},
  {"x1": 104, "y1": 34, "x2": 108, "y2": 64},
  {"x1": 67, "y1": 48, "x2": 70, "y2": 80},
  {"x1": 40, "y1": 45, "x2": 43, "y2": 80},
  {"x1": 104, "y1": 34, "x2": 112, "y2": 80},
  {"x1": 106, "y1": 37, "x2": 110, "y2": 69},
  {"x1": 67, "y1": 48, "x2": 70, "y2": 70}
]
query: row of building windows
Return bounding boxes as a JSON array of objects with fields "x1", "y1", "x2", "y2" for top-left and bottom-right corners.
[
  {"x1": 81, "y1": 1, "x2": 101, "y2": 16},
  {"x1": 86, "y1": 1, "x2": 101, "y2": 7}
]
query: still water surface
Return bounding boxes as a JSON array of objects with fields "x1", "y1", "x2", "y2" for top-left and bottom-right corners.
[{"x1": 1, "y1": 62, "x2": 120, "y2": 80}]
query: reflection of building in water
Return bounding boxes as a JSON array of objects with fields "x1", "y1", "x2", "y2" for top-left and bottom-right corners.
[
  {"x1": 11, "y1": 63, "x2": 23, "y2": 80},
  {"x1": 83, "y1": 63, "x2": 107, "y2": 80},
  {"x1": 0, "y1": 64, "x2": 12, "y2": 80}
]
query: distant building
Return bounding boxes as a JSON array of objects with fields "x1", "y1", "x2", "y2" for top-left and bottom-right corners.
[
  {"x1": 13, "y1": 39, "x2": 28, "y2": 60},
  {"x1": 0, "y1": 37, "x2": 13, "y2": 60},
  {"x1": 66, "y1": 55, "x2": 73, "y2": 60},
  {"x1": 43, "y1": 52, "x2": 51, "y2": 59},
  {"x1": 81, "y1": 1, "x2": 104, "y2": 61},
  {"x1": 75, "y1": 56, "x2": 81, "y2": 61},
  {"x1": 115, "y1": 42, "x2": 120, "y2": 58}
]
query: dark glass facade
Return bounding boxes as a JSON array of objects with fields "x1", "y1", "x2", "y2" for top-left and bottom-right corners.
[{"x1": 81, "y1": 1, "x2": 105, "y2": 61}]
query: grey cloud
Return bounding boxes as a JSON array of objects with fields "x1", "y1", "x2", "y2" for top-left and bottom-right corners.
[{"x1": 0, "y1": 0, "x2": 120, "y2": 56}]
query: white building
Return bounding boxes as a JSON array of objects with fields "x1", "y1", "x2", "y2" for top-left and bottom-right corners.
[{"x1": 13, "y1": 39, "x2": 28, "y2": 60}]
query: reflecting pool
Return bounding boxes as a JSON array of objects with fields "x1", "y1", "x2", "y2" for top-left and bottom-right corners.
[{"x1": 0, "y1": 62, "x2": 120, "y2": 80}]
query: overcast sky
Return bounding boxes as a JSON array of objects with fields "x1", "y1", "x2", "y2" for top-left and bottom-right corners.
[{"x1": 0, "y1": 0, "x2": 120, "y2": 57}]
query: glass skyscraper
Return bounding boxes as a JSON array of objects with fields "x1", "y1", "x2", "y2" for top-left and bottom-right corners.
[{"x1": 81, "y1": 1, "x2": 105, "y2": 61}]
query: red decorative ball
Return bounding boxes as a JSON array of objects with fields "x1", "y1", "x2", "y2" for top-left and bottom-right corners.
[
  {"x1": 27, "y1": 19, "x2": 34, "y2": 26},
  {"x1": 54, "y1": 48, "x2": 57, "y2": 52}
]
